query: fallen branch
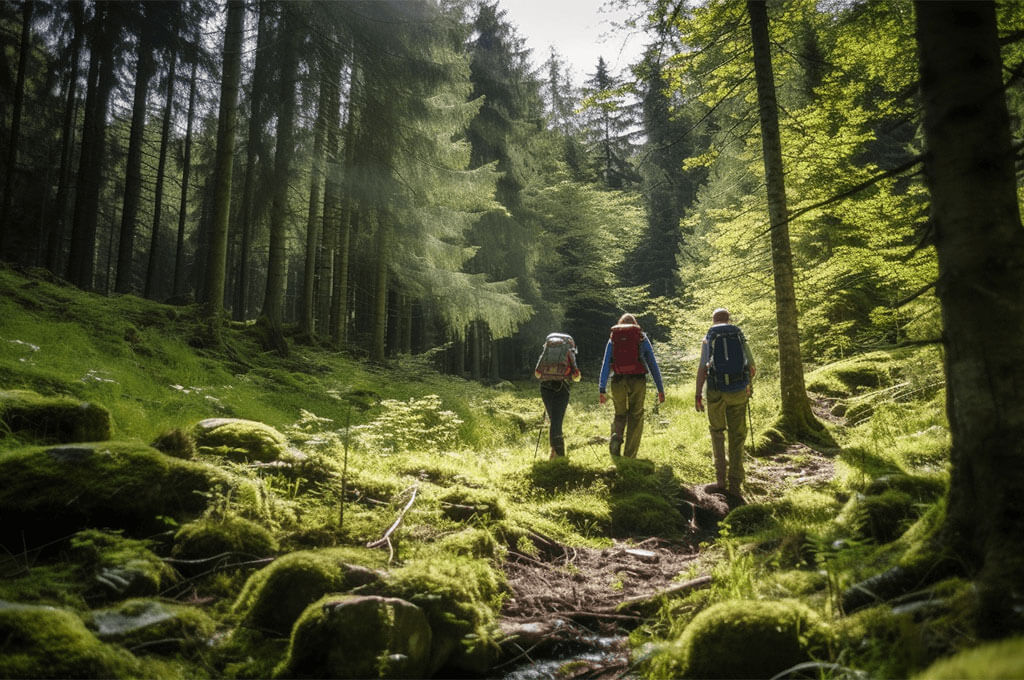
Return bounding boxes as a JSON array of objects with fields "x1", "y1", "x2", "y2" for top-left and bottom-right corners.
[
  {"x1": 366, "y1": 485, "x2": 419, "y2": 562},
  {"x1": 616, "y1": 575, "x2": 712, "y2": 612}
]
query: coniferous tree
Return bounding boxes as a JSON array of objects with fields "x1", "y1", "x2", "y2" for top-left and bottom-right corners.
[
  {"x1": 581, "y1": 56, "x2": 641, "y2": 189},
  {"x1": 0, "y1": 0, "x2": 33, "y2": 256}
]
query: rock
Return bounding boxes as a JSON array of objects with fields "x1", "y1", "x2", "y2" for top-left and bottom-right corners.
[
  {"x1": 68, "y1": 529, "x2": 179, "y2": 602},
  {"x1": 0, "y1": 442, "x2": 248, "y2": 547},
  {"x1": 670, "y1": 599, "x2": 832, "y2": 679},
  {"x1": 88, "y1": 598, "x2": 216, "y2": 657},
  {"x1": 913, "y1": 636, "x2": 1024, "y2": 679},
  {"x1": 0, "y1": 600, "x2": 140, "y2": 678},
  {"x1": 0, "y1": 389, "x2": 111, "y2": 444},
  {"x1": 233, "y1": 548, "x2": 386, "y2": 636},
  {"x1": 192, "y1": 418, "x2": 293, "y2": 463},
  {"x1": 171, "y1": 515, "x2": 279, "y2": 575},
  {"x1": 274, "y1": 595, "x2": 432, "y2": 679}
]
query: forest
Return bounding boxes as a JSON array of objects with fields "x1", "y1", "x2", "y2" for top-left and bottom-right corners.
[{"x1": 1, "y1": 0, "x2": 1023, "y2": 678}]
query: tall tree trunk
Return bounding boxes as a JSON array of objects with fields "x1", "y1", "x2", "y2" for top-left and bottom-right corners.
[
  {"x1": 173, "y1": 54, "x2": 198, "y2": 301},
  {"x1": 233, "y1": 0, "x2": 271, "y2": 321},
  {"x1": 46, "y1": 3, "x2": 84, "y2": 275},
  {"x1": 300, "y1": 67, "x2": 329, "y2": 338},
  {"x1": 318, "y1": 62, "x2": 343, "y2": 336},
  {"x1": 260, "y1": 5, "x2": 299, "y2": 354},
  {"x1": 203, "y1": 0, "x2": 244, "y2": 324},
  {"x1": 746, "y1": 0, "x2": 824, "y2": 440},
  {"x1": 115, "y1": 37, "x2": 156, "y2": 294},
  {"x1": 915, "y1": 0, "x2": 1024, "y2": 634},
  {"x1": 330, "y1": 66, "x2": 359, "y2": 348},
  {"x1": 370, "y1": 210, "x2": 390, "y2": 363},
  {"x1": 0, "y1": 0, "x2": 33, "y2": 257},
  {"x1": 145, "y1": 44, "x2": 178, "y2": 299},
  {"x1": 67, "y1": 2, "x2": 116, "y2": 290}
]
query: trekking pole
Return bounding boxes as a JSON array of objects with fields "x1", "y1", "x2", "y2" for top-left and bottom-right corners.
[
  {"x1": 747, "y1": 399, "x2": 755, "y2": 457},
  {"x1": 533, "y1": 410, "x2": 547, "y2": 459}
]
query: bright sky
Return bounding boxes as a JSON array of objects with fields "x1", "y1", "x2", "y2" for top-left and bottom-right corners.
[{"x1": 496, "y1": 0, "x2": 647, "y2": 85}]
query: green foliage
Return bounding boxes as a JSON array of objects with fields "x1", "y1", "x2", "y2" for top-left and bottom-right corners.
[
  {"x1": 355, "y1": 395, "x2": 464, "y2": 453},
  {"x1": 914, "y1": 636, "x2": 1024, "y2": 680},
  {"x1": 438, "y1": 485, "x2": 506, "y2": 523},
  {"x1": 0, "y1": 389, "x2": 111, "y2": 444}
]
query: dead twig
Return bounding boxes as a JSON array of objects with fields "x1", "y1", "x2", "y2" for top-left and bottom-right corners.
[{"x1": 366, "y1": 485, "x2": 419, "y2": 563}]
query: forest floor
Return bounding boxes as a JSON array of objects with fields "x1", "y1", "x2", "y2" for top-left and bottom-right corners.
[{"x1": 496, "y1": 399, "x2": 840, "y2": 679}]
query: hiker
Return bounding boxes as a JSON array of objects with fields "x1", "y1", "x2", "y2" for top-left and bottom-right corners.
[
  {"x1": 598, "y1": 313, "x2": 665, "y2": 458},
  {"x1": 695, "y1": 308, "x2": 756, "y2": 501},
  {"x1": 534, "y1": 332, "x2": 581, "y2": 459}
]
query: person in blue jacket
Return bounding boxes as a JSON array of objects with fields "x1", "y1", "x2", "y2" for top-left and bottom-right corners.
[{"x1": 598, "y1": 313, "x2": 665, "y2": 458}]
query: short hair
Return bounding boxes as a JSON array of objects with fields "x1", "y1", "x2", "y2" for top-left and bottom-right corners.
[
  {"x1": 618, "y1": 313, "x2": 638, "y2": 325},
  {"x1": 712, "y1": 308, "x2": 730, "y2": 323}
]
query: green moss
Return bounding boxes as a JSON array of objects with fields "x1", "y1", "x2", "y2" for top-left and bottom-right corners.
[
  {"x1": 274, "y1": 595, "x2": 432, "y2": 679},
  {"x1": 865, "y1": 473, "x2": 946, "y2": 502},
  {"x1": 0, "y1": 443, "x2": 242, "y2": 546},
  {"x1": 436, "y1": 528, "x2": 503, "y2": 560},
  {"x1": 0, "y1": 389, "x2": 111, "y2": 444},
  {"x1": 438, "y1": 485, "x2": 506, "y2": 522},
  {"x1": 527, "y1": 457, "x2": 610, "y2": 493},
  {"x1": 88, "y1": 598, "x2": 216, "y2": 657},
  {"x1": 611, "y1": 492, "x2": 686, "y2": 538},
  {"x1": 757, "y1": 570, "x2": 828, "y2": 599},
  {"x1": 839, "y1": 490, "x2": 919, "y2": 543},
  {"x1": 673, "y1": 599, "x2": 832, "y2": 679},
  {"x1": 0, "y1": 600, "x2": 141, "y2": 679},
  {"x1": 540, "y1": 497, "x2": 612, "y2": 534},
  {"x1": 722, "y1": 503, "x2": 776, "y2": 536},
  {"x1": 232, "y1": 548, "x2": 386, "y2": 636},
  {"x1": 914, "y1": 636, "x2": 1024, "y2": 679},
  {"x1": 192, "y1": 418, "x2": 292, "y2": 463},
  {"x1": 806, "y1": 352, "x2": 895, "y2": 397},
  {"x1": 374, "y1": 557, "x2": 503, "y2": 675},
  {"x1": 69, "y1": 529, "x2": 179, "y2": 600},
  {"x1": 172, "y1": 515, "x2": 279, "y2": 567}
]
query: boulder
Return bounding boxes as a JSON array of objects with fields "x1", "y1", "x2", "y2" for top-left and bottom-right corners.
[
  {"x1": 88, "y1": 598, "x2": 215, "y2": 657},
  {"x1": 192, "y1": 418, "x2": 294, "y2": 463},
  {"x1": 171, "y1": 515, "x2": 278, "y2": 574},
  {"x1": 233, "y1": 548, "x2": 385, "y2": 636},
  {"x1": 672, "y1": 599, "x2": 831, "y2": 679},
  {"x1": 0, "y1": 389, "x2": 110, "y2": 444},
  {"x1": 68, "y1": 529, "x2": 178, "y2": 601},
  {"x1": 274, "y1": 595, "x2": 432, "y2": 679},
  {"x1": 913, "y1": 636, "x2": 1024, "y2": 679},
  {"x1": 0, "y1": 600, "x2": 140, "y2": 678},
  {"x1": 0, "y1": 442, "x2": 247, "y2": 547}
]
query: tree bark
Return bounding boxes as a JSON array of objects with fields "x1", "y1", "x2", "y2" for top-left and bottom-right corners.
[
  {"x1": 747, "y1": 0, "x2": 824, "y2": 440},
  {"x1": 203, "y1": 0, "x2": 244, "y2": 322},
  {"x1": 115, "y1": 30, "x2": 156, "y2": 294},
  {"x1": 145, "y1": 42, "x2": 178, "y2": 300},
  {"x1": 67, "y1": 2, "x2": 117, "y2": 290},
  {"x1": 330, "y1": 65, "x2": 359, "y2": 348},
  {"x1": 0, "y1": 0, "x2": 33, "y2": 257},
  {"x1": 47, "y1": 2, "x2": 84, "y2": 276},
  {"x1": 233, "y1": 0, "x2": 271, "y2": 321},
  {"x1": 260, "y1": 4, "x2": 299, "y2": 354},
  {"x1": 300, "y1": 66, "x2": 329, "y2": 338},
  {"x1": 370, "y1": 209, "x2": 390, "y2": 363},
  {"x1": 173, "y1": 54, "x2": 198, "y2": 301},
  {"x1": 319, "y1": 61, "x2": 343, "y2": 336},
  {"x1": 915, "y1": 0, "x2": 1024, "y2": 634}
]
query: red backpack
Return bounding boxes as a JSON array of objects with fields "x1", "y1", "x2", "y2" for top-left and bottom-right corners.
[{"x1": 610, "y1": 324, "x2": 646, "y2": 375}]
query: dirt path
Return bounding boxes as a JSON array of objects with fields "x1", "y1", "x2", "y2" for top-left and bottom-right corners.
[{"x1": 495, "y1": 398, "x2": 842, "y2": 678}]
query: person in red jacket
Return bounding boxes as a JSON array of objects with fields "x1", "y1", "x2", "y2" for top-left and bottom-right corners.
[{"x1": 598, "y1": 313, "x2": 665, "y2": 458}]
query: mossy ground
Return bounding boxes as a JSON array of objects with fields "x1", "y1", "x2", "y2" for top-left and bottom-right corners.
[{"x1": 0, "y1": 267, "x2": 998, "y2": 678}]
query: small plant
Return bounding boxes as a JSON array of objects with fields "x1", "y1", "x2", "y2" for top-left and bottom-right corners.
[{"x1": 354, "y1": 394, "x2": 463, "y2": 453}]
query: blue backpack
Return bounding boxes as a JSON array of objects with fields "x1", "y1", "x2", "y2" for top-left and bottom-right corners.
[{"x1": 705, "y1": 324, "x2": 749, "y2": 392}]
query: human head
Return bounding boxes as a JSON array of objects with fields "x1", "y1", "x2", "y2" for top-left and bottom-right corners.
[
  {"x1": 712, "y1": 308, "x2": 730, "y2": 323},
  {"x1": 618, "y1": 313, "x2": 638, "y2": 326}
]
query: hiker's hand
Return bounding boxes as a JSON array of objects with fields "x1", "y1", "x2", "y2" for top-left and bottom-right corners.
[
  {"x1": 695, "y1": 395, "x2": 704, "y2": 412},
  {"x1": 599, "y1": 392, "x2": 607, "y2": 405},
  {"x1": 657, "y1": 391, "x2": 665, "y2": 404},
  {"x1": 746, "y1": 383, "x2": 753, "y2": 397},
  {"x1": 571, "y1": 369, "x2": 581, "y2": 382}
]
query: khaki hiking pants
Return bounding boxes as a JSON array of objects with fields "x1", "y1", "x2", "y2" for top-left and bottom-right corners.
[
  {"x1": 707, "y1": 387, "x2": 748, "y2": 492},
  {"x1": 611, "y1": 374, "x2": 647, "y2": 458}
]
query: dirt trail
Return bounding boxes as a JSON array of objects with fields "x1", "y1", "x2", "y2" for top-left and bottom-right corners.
[{"x1": 495, "y1": 398, "x2": 841, "y2": 678}]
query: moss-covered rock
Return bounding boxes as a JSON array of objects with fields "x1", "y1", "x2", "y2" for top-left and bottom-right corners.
[
  {"x1": 672, "y1": 599, "x2": 831, "y2": 679},
  {"x1": 0, "y1": 600, "x2": 140, "y2": 679},
  {"x1": 438, "y1": 486, "x2": 506, "y2": 522},
  {"x1": 865, "y1": 473, "x2": 946, "y2": 502},
  {"x1": 437, "y1": 527, "x2": 502, "y2": 560},
  {"x1": 88, "y1": 598, "x2": 216, "y2": 657},
  {"x1": 913, "y1": 636, "x2": 1024, "y2": 679},
  {"x1": 839, "y1": 490, "x2": 918, "y2": 543},
  {"x1": 0, "y1": 442, "x2": 245, "y2": 546},
  {"x1": 171, "y1": 515, "x2": 279, "y2": 572},
  {"x1": 192, "y1": 418, "x2": 292, "y2": 463},
  {"x1": 721, "y1": 503, "x2": 776, "y2": 535},
  {"x1": 233, "y1": 548, "x2": 386, "y2": 636},
  {"x1": 370, "y1": 557, "x2": 503, "y2": 676},
  {"x1": 69, "y1": 529, "x2": 179, "y2": 601},
  {"x1": 611, "y1": 492, "x2": 686, "y2": 537},
  {"x1": 274, "y1": 595, "x2": 432, "y2": 679},
  {"x1": 0, "y1": 389, "x2": 111, "y2": 444},
  {"x1": 151, "y1": 428, "x2": 196, "y2": 460}
]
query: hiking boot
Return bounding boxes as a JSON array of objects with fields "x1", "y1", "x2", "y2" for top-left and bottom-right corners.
[
  {"x1": 549, "y1": 447, "x2": 564, "y2": 459},
  {"x1": 609, "y1": 434, "x2": 622, "y2": 457}
]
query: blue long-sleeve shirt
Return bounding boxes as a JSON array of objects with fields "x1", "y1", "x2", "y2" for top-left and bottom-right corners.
[{"x1": 598, "y1": 334, "x2": 665, "y2": 394}]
